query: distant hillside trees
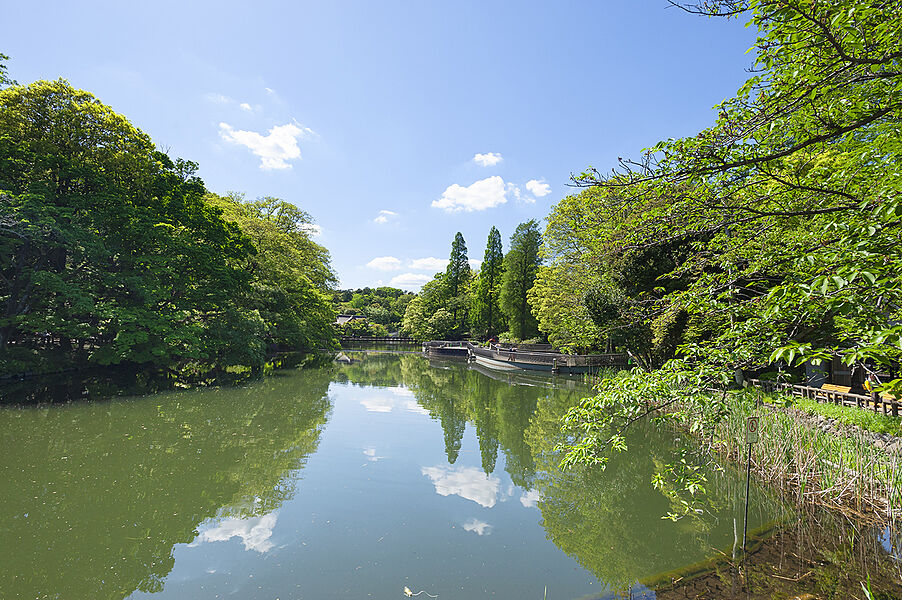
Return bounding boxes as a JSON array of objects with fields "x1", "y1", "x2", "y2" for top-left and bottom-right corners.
[{"x1": 332, "y1": 286, "x2": 413, "y2": 333}]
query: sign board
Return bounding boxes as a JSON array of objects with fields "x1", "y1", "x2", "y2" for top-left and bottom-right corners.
[{"x1": 745, "y1": 416, "x2": 760, "y2": 444}]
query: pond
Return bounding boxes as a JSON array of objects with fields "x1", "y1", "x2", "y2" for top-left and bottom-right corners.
[{"x1": 0, "y1": 352, "x2": 886, "y2": 599}]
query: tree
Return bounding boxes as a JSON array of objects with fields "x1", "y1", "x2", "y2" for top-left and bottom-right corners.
[
  {"x1": 0, "y1": 80, "x2": 337, "y2": 376},
  {"x1": 471, "y1": 226, "x2": 505, "y2": 339},
  {"x1": 402, "y1": 232, "x2": 474, "y2": 340},
  {"x1": 530, "y1": 187, "x2": 610, "y2": 353},
  {"x1": 446, "y1": 232, "x2": 470, "y2": 298},
  {"x1": 402, "y1": 274, "x2": 451, "y2": 340},
  {"x1": 500, "y1": 220, "x2": 543, "y2": 341},
  {"x1": 559, "y1": 0, "x2": 902, "y2": 478},
  {"x1": 205, "y1": 192, "x2": 337, "y2": 353},
  {"x1": 570, "y1": 1, "x2": 902, "y2": 383},
  {"x1": 0, "y1": 53, "x2": 15, "y2": 88},
  {"x1": 0, "y1": 80, "x2": 256, "y2": 372},
  {"x1": 445, "y1": 232, "x2": 471, "y2": 336}
]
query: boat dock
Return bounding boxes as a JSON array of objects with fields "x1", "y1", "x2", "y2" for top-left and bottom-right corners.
[{"x1": 423, "y1": 341, "x2": 628, "y2": 375}]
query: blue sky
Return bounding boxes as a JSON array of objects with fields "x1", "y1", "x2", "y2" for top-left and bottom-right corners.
[{"x1": 4, "y1": 1, "x2": 757, "y2": 291}]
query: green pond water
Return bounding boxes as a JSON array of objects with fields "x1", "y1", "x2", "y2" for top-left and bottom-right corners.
[{"x1": 0, "y1": 352, "x2": 783, "y2": 600}]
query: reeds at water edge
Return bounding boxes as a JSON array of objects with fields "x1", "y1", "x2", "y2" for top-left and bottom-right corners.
[{"x1": 690, "y1": 395, "x2": 902, "y2": 520}]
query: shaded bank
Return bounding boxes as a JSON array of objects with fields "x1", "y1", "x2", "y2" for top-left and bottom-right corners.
[
  {"x1": 0, "y1": 352, "x2": 326, "y2": 405},
  {"x1": 657, "y1": 507, "x2": 902, "y2": 600}
]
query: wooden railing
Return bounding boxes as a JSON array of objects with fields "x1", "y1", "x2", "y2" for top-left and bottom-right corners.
[
  {"x1": 748, "y1": 378, "x2": 900, "y2": 417},
  {"x1": 340, "y1": 337, "x2": 419, "y2": 344}
]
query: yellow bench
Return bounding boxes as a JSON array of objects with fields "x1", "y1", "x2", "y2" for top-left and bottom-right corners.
[{"x1": 820, "y1": 384, "x2": 851, "y2": 395}]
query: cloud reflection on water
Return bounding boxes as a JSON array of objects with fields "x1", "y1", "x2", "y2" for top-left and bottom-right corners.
[
  {"x1": 520, "y1": 489, "x2": 542, "y2": 508},
  {"x1": 421, "y1": 465, "x2": 500, "y2": 508},
  {"x1": 359, "y1": 387, "x2": 429, "y2": 415},
  {"x1": 190, "y1": 512, "x2": 278, "y2": 553},
  {"x1": 462, "y1": 518, "x2": 493, "y2": 536}
]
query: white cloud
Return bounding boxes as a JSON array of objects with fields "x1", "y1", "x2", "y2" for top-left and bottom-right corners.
[
  {"x1": 409, "y1": 257, "x2": 448, "y2": 271},
  {"x1": 433, "y1": 176, "x2": 508, "y2": 212},
  {"x1": 507, "y1": 182, "x2": 523, "y2": 202},
  {"x1": 366, "y1": 256, "x2": 403, "y2": 271},
  {"x1": 205, "y1": 93, "x2": 233, "y2": 104},
  {"x1": 520, "y1": 489, "x2": 542, "y2": 508},
  {"x1": 374, "y1": 210, "x2": 397, "y2": 224},
  {"x1": 468, "y1": 259, "x2": 482, "y2": 270},
  {"x1": 526, "y1": 179, "x2": 551, "y2": 198},
  {"x1": 421, "y1": 465, "x2": 501, "y2": 508},
  {"x1": 473, "y1": 152, "x2": 503, "y2": 167},
  {"x1": 219, "y1": 121, "x2": 313, "y2": 170},
  {"x1": 239, "y1": 102, "x2": 253, "y2": 111},
  {"x1": 389, "y1": 273, "x2": 432, "y2": 291},
  {"x1": 462, "y1": 518, "x2": 493, "y2": 536},
  {"x1": 300, "y1": 223, "x2": 322, "y2": 237},
  {"x1": 190, "y1": 513, "x2": 278, "y2": 553}
]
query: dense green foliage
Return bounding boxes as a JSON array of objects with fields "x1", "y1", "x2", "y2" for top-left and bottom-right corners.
[
  {"x1": 549, "y1": 0, "x2": 902, "y2": 490},
  {"x1": 0, "y1": 53, "x2": 15, "y2": 88},
  {"x1": 445, "y1": 232, "x2": 471, "y2": 299},
  {"x1": 204, "y1": 192, "x2": 337, "y2": 354},
  {"x1": 0, "y1": 80, "x2": 336, "y2": 376},
  {"x1": 402, "y1": 223, "x2": 548, "y2": 342},
  {"x1": 534, "y1": 185, "x2": 698, "y2": 361}
]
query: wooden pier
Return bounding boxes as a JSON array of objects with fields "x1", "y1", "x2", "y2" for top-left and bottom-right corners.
[
  {"x1": 422, "y1": 340, "x2": 470, "y2": 359},
  {"x1": 423, "y1": 341, "x2": 628, "y2": 374}
]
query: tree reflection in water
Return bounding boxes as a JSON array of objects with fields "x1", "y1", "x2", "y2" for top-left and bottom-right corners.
[
  {"x1": 0, "y1": 367, "x2": 333, "y2": 600},
  {"x1": 10, "y1": 352, "x2": 888, "y2": 600},
  {"x1": 338, "y1": 351, "x2": 785, "y2": 591}
]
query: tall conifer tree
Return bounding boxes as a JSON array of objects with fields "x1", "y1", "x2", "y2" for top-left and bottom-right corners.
[
  {"x1": 446, "y1": 232, "x2": 470, "y2": 297},
  {"x1": 445, "y1": 232, "x2": 471, "y2": 337},
  {"x1": 472, "y1": 226, "x2": 504, "y2": 338},
  {"x1": 500, "y1": 221, "x2": 542, "y2": 341}
]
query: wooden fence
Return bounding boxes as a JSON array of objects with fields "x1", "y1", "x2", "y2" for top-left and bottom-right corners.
[{"x1": 748, "y1": 378, "x2": 900, "y2": 417}]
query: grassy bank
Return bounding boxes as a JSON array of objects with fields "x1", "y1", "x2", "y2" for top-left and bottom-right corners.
[{"x1": 781, "y1": 395, "x2": 902, "y2": 436}]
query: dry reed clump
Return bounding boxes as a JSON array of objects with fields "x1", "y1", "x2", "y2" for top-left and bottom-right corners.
[{"x1": 700, "y1": 397, "x2": 902, "y2": 520}]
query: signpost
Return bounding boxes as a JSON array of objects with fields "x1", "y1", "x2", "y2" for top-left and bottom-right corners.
[
  {"x1": 745, "y1": 416, "x2": 759, "y2": 444},
  {"x1": 742, "y1": 416, "x2": 759, "y2": 554}
]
